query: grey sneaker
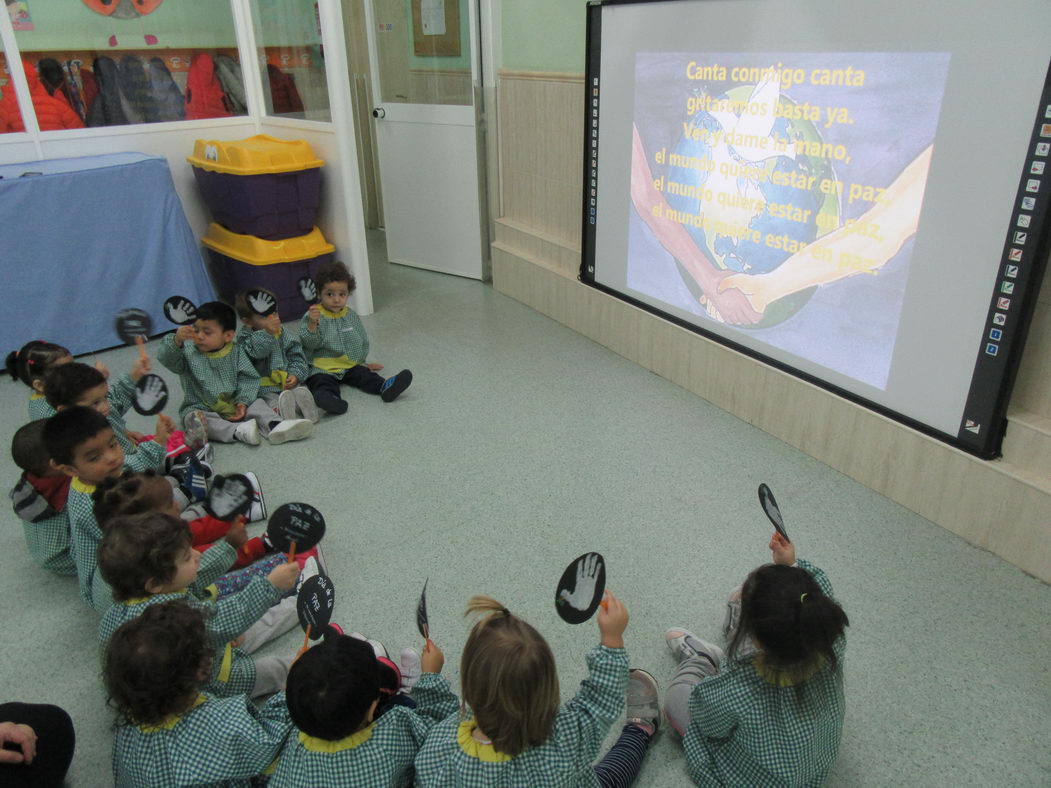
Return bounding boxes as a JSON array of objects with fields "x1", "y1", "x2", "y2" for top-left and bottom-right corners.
[
  {"x1": 665, "y1": 628, "x2": 724, "y2": 669},
  {"x1": 626, "y1": 668, "x2": 661, "y2": 737},
  {"x1": 292, "y1": 386, "x2": 320, "y2": 423},
  {"x1": 277, "y1": 389, "x2": 299, "y2": 421},
  {"x1": 268, "y1": 418, "x2": 313, "y2": 444},
  {"x1": 400, "y1": 647, "x2": 421, "y2": 693}
]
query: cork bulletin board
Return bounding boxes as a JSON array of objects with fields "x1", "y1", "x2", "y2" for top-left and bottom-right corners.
[{"x1": 412, "y1": 0, "x2": 460, "y2": 57}]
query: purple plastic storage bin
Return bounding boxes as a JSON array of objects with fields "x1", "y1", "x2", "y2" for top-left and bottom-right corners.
[{"x1": 192, "y1": 166, "x2": 322, "y2": 241}]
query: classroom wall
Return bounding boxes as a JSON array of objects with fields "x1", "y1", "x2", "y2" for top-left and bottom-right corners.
[{"x1": 490, "y1": 5, "x2": 1051, "y2": 583}]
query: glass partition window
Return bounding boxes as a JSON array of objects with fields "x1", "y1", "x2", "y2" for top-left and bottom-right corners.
[
  {"x1": 9, "y1": 0, "x2": 246, "y2": 130},
  {"x1": 0, "y1": 42, "x2": 25, "y2": 133},
  {"x1": 251, "y1": 0, "x2": 330, "y2": 122}
]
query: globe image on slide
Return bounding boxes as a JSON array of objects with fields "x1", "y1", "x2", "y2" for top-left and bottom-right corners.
[{"x1": 663, "y1": 82, "x2": 841, "y2": 328}]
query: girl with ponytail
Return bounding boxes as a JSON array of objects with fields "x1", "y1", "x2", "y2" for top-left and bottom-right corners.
[
  {"x1": 664, "y1": 533, "x2": 849, "y2": 786},
  {"x1": 5, "y1": 340, "x2": 72, "y2": 420}
]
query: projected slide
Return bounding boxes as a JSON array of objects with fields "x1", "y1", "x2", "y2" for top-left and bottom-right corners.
[{"x1": 628, "y1": 52, "x2": 950, "y2": 388}]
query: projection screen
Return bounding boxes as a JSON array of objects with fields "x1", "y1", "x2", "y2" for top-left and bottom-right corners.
[{"x1": 580, "y1": 0, "x2": 1051, "y2": 459}]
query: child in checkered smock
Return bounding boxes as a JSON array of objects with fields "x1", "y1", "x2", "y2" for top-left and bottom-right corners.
[
  {"x1": 270, "y1": 628, "x2": 458, "y2": 787},
  {"x1": 9, "y1": 421, "x2": 75, "y2": 575},
  {"x1": 5, "y1": 339, "x2": 71, "y2": 420},
  {"x1": 104, "y1": 601, "x2": 294, "y2": 787},
  {"x1": 663, "y1": 533, "x2": 849, "y2": 787},
  {"x1": 413, "y1": 593, "x2": 661, "y2": 788}
]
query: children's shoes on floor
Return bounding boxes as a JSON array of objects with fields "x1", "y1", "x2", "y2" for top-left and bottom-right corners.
[
  {"x1": 665, "y1": 628, "x2": 724, "y2": 669},
  {"x1": 278, "y1": 388, "x2": 321, "y2": 424},
  {"x1": 626, "y1": 668, "x2": 661, "y2": 737},
  {"x1": 233, "y1": 420, "x2": 262, "y2": 446},
  {"x1": 380, "y1": 370, "x2": 413, "y2": 402},
  {"x1": 268, "y1": 418, "x2": 313, "y2": 444}
]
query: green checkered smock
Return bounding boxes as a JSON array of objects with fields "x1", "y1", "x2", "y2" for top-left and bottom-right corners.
[
  {"x1": 298, "y1": 306, "x2": 370, "y2": 380},
  {"x1": 157, "y1": 335, "x2": 261, "y2": 419},
  {"x1": 107, "y1": 374, "x2": 166, "y2": 473},
  {"x1": 414, "y1": 645, "x2": 628, "y2": 787},
  {"x1": 28, "y1": 393, "x2": 55, "y2": 420},
  {"x1": 683, "y1": 559, "x2": 846, "y2": 787},
  {"x1": 100, "y1": 569, "x2": 279, "y2": 699},
  {"x1": 68, "y1": 479, "x2": 113, "y2": 613},
  {"x1": 236, "y1": 325, "x2": 309, "y2": 396},
  {"x1": 270, "y1": 673, "x2": 459, "y2": 787},
  {"x1": 19, "y1": 509, "x2": 76, "y2": 575},
  {"x1": 111, "y1": 691, "x2": 293, "y2": 787}
]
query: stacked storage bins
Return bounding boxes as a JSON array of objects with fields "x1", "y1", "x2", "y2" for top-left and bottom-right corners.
[{"x1": 188, "y1": 134, "x2": 334, "y2": 321}]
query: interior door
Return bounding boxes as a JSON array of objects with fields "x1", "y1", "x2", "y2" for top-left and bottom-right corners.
[{"x1": 364, "y1": 0, "x2": 485, "y2": 279}]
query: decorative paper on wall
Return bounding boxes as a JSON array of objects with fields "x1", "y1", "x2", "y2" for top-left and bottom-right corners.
[
  {"x1": 6, "y1": 1, "x2": 33, "y2": 31},
  {"x1": 81, "y1": 0, "x2": 165, "y2": 19},
  {"x1": 412, "y1": 0, "x2": 459, "y2": 57}
]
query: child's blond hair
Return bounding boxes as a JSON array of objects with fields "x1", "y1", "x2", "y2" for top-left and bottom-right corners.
[{"x1": 460, "y1": 596, "x2": 560, "y2": 757}]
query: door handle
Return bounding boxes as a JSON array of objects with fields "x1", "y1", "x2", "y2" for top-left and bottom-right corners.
[{"x1": 372, "y1": 107, "x2": 386, "y2": 119}]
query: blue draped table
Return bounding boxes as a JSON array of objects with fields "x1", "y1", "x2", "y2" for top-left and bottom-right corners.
[{"x1": 0, "y1": 152, "x2": 215, "y2": 356}]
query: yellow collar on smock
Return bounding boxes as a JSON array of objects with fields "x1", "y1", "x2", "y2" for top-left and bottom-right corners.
[
  {"x1": 299, "y1": 724, "x2": 375, "y2": 753},
  {"x1": 319, "y1": 305, "x2": 348, "y2": 319},
  {"x1": 457, "y1": 720, "x2": 512, "y2": 763}
]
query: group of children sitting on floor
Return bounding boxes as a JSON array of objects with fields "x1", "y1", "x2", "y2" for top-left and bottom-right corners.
[{"x1": 4, "y1": 258, "x2": 850, "y2": 787}]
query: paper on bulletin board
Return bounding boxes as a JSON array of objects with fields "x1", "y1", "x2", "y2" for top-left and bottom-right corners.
[
  {"x1": 421, "y1": 0, "x2": 446, "y2": 36},
  {"x1": 6, "y1": 0, "x2": 34, "y2": 31}
]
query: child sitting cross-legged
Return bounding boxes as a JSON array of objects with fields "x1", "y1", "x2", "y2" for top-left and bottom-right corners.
[
  {"x1": 299, "y1": 261, "x2": 413, "y2": 416},
  {"x1": 234, "y1": 288, "x2": 318, "y2": 425},
  {"x1": 271, "y1": 630, "x2": 457, "y2": 787},
  {"x1": 158, "y1": 300, "x2": 313, "y2": 446},
  {"x1": 104, "y1": 601, "x2": 294, "y2": 787},
  {"x1": 42, "y1": 406, "x2": 172, "y2": 613},
  {"x1": 98, "y1": 511, "x2": 303, "y2": 699},
  {"x1": 9, "y1": 421, "x2": 75, "y2": 575}
]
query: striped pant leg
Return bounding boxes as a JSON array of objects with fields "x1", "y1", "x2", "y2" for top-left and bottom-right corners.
[{"x1": 592, "y1": 724, "x2": 652, "y2": 788}]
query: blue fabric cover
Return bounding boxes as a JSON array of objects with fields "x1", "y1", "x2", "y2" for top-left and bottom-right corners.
[{"x1": 0, "y1": 153, "x2": 215, "y2": 356}]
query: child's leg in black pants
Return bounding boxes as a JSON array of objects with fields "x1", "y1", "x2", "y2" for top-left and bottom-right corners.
[
  {"x1": 591, "y1": 724, "x2": 652, "y2": 788},
  {"x1": 0, "y1": 702, "x2": 75, "y2": 788},
  {"x1": 306, "y1": 373, "x2": 347, "y2": 415},
  {"x1": 342, "y1": 364, "x2": 385, "y2": 395}
]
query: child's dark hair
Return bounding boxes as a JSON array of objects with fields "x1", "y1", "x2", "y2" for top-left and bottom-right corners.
[
  {"x1": 286, "y1": 628, "x2": 381, "y2": 740},
  {"x1": 92, "y1": 469, "x2": 172, "y2": 526},
  {"x1": 104, "y1": 601, "x2": 211, "y2": 727},
  {"x1": 460, "y1": 596, "x2": 560, "y2": 757},
  {"x1": 11, "y1": 421, "x2": 51, "y2": 476},
  {"x1": 98, "y1": 511, "x2": 192, "y2": 600},
  {"x1": 42, "y1": 406, "x2": 112, "y2": 466},
  {"x1": 314, "y1": 261, "x2": 355, "y2": 293},
  {"x1": 5, "y1": 340, "x2": 70, "y2": 388},
  {"x1": 729, "y1": 564, "x2": 849, "y2": 679},
  {"x1": 43, "y1": 362, "x2": 105, "y2": 408},
  {"x1": 233, "y1": 288, "x2": 278, "y2": 320},
  {"x1": 195, "y1": 301, "x2": 237, "y2": 332}
]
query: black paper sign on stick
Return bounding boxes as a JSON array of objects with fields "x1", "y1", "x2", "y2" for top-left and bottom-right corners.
[
  {"x1": 266, "y1": 502, "x2": 326, "y2": 556},
  {"x1": 297, "y1": 574, "x2": 335, "y2": 641},
  {"x1": 245, "y1": 289, "x2": 278, "y2": 316},
  {"x1": 416, "y1": 578, "x2": 430, "y2": 640},
  {"x1": 132, "y1": 373, "x2": 169, "y2": 416},
  {"x1": 757, "y1": 483, "x2": 791, "y2": 543},
  {"x1": 207, "y1": 474, "x2": 254, "y2": 521},
  {"x1": 555, "y1": 552, "x2": 606, "y2": 625},
  {"x1": 163, "y1": 296, "x2": 198, "y2": 326},
  {"x1": 297, "y1": 276, "x2": 319, "y2": 304},
  {"x1": 114, "y1": 309, "x2": 153, "y2": 346}
]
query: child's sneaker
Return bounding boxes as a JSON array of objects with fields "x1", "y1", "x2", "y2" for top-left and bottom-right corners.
[
  {"x1": 295, "y1": 557, "x2": 320, "y2": 593},
  {"x1": 349, "y1": 632, "x2": 390, "y2": 660},
  {"x1": 268, "y1": 418, "x2": 313, "y2": 445},
  {"x1": 380, "y1": 370, "x2": 413, "y2": 402},
  {"x1": 180, "y1": 455, "x2": 210, "y2": 503},
  {"x1": 277, "y1": 389, "x2": 299, "y2": 421},
  {"x1": 233, "y1": 420, "x2": 262, "y2": 446},
  {"x1": 665, "y1": 628, "x2": 724, "y2": 669},
  {"x1": 626, "y1": 668, "x2": 661, "y2": 738},
  {"x1": 399, "y1": 647, "x2": 421, "y2": 693},
  {"x1": 292, "y1": 386, "x2": 320, "y2": 423},
  {"x1": 243, "y1": 471, "x2": 267, "y2": 522}
]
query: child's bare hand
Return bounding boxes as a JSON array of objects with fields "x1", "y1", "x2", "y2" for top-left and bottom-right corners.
[
  {"x1": 154, "y1": 413, "x2": 174, "y2": 445},
  {"x1": 268, "y1": 561, "x2": 300, "y2": 592},
  {"x1": 421, "y1": 639, "x2": 444, "y2": 674},
  {"x1": 126, "y1": 429, "x2": 147, "y2": 444},
  {"x1": 223, "y1": 517, "x2": 248, "y2": 549},
  {"x1": 306, "y1": 305, "x2": 320, "y2": 330},
  {"x1": 597, "y1": 590, "x2": 628, "y2": 648},
  {"x1": 769, "y1": 532, "x2": 796, "y2": 566},
  {"x1": 230, "y1": 635, "x2": 246, "y2": 648},
  {"x1": 264, "y1": 313, "x2": 282, "y2": 337},
  {"x1": 366, "y1": 362, "x2": 384, "y2": 371},
  {"x1": 130, "y1": 354, "x2": 151, "y2": 381},
  {"x1": 283, "y1": 375, "x2": 298, "y2": 390},
  {"x1": 226, "y1": 403, "x2": 248, "y2": 422},
  {"x1": 174, "y1": 326, "x2": 195, "y2": 347},
  {"x1": 94, "y1": 360, "x2": 110, "y2": 379}
]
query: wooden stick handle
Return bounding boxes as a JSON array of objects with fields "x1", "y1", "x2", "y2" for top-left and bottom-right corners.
[{"x1": 288, "y1": 541, "x2": 297, "y2": 563}]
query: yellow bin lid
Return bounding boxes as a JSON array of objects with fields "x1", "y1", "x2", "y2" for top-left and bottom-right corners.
[
  {"x1": 188, "y1": 134, "x2": 324, "y2": 175},
  {"x1": 202, "y1": 223, "x2": 335, "y2": 265}
]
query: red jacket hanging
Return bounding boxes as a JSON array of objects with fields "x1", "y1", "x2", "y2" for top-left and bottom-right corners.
[
  {"x1": 3, "y1": 60, "x2": 85, "y2": 132},
  {"x1": 185, "y1": 53, "x2": 231, "y2": 120}
]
